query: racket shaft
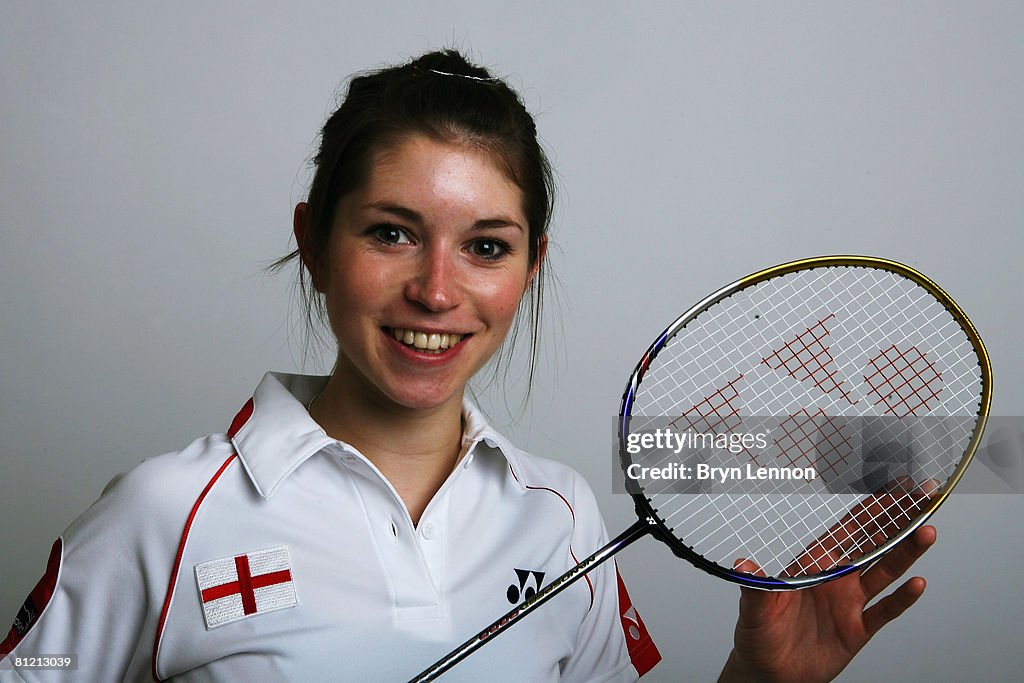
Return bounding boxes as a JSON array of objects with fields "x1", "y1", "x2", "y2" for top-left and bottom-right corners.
[{"x1": 407, "y1": 518, "x2": 654, "y2": 682}]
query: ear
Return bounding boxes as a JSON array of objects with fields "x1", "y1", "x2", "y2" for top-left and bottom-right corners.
[
  {"x1": 293, "y1": 202, "x2": 322, "y2": 291},
  {"x1": 526, "y1": 234, "x2": 548, "y2": 289}
]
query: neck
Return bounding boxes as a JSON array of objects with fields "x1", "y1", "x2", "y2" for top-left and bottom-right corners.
[{"x1": 308, "y1": 372, "x2": 465, "y2": 525}]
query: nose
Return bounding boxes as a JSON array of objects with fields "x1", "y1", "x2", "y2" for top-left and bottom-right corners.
[{"x1": 404, "y1": 245, "x2": 462, "y2": 312}]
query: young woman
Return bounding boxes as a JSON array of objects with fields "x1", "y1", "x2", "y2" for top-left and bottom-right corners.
[{"x1": 0, "y1": 50, "x2": 935, "y2": 682}]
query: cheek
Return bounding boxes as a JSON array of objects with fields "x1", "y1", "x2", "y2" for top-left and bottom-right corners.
[
  {"x1": 476, "y1": 274, "x2": 530, "y2": 326},
  {"x1": 324, "y1": 256, "x2": 392, "y2": 323}
]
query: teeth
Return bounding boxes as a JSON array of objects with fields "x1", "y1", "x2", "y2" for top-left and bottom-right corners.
[{"x1": 391, "y1": 328, "x2": 463, "y2": 352}]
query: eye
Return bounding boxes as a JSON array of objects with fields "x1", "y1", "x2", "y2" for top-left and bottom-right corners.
[
  {"x1": 372, "y1": 224, "x2": 412, "y2": 245},
  {"x1": 468, "y1": 239, "x2": 510, "y2": 260}
]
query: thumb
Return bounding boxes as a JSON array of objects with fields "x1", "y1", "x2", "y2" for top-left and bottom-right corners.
[{"x1": 733, "y1": 558, "x2": 782, "y2": 624}]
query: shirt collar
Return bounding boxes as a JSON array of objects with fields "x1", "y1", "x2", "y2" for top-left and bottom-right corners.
[
  {"x1": 459, "y1": 399, "x2": 529, "y2": 489},
  {"x1": 228, "y1": 371, "x2": 526, "y2": 498}
]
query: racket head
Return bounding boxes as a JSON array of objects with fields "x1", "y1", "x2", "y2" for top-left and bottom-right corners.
[{"x1": 619, "y1": 256, "x2": 991, "y2": 589}]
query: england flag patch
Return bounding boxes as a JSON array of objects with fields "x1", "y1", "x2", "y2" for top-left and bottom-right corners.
[{"x1": 194, "y1": 546, "x2": 297, "y2": 629}]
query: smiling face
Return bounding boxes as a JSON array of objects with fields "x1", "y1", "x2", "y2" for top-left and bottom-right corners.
[{"x1": 314, "y1": 134, "x2": 536, "y2": 415}]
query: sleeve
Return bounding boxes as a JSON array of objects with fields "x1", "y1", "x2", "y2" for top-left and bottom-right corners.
[
  {"x1": 559, "y1": 479, "x2": 662, "y2": 682},
  {"x1": 0, "y1": 442, "x2": 223, "y2": 682}
]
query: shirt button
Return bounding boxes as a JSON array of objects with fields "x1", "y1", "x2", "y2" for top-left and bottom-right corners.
[{"x1": 421, "y1": 523, "x2": 436, "y2": 540}]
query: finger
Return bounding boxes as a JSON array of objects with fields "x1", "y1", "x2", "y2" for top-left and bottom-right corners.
[
  {"x1": 782, "y1": 479, "x2": 938, "y2": 579},
  {"x1": 861, "y1": 525, "x2": 936, "y2": 601},
  {"x1": 783, "y1": 539, "x2": 839, "y2": 577},
  {"x1": 733, "y1": 558, "x2": 785, "y2": 625},
  {"x1": 817, "y1": 495, "x2": 904, "y2": 555},
  {"x1": 733, "y1": 557, "x2": 764, "y2": 576},
  {"x1": 846, "y1": 484, "x2": 929, "y2": 543},
  {"x1": 782, "y1": 490, "x2": 926, "y2": 576},
  {"x1": 845, "y1": 493, "x2": 930, "y2": 559},
  {"x1": 862, "y1": 575, "x2": 927, "y2": 639},
  {"x1": 813, "y1": 480, "x2": 935, "y2": 560}
]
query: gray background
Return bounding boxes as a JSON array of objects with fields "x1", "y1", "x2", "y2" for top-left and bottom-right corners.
[{"x1": 2, "y1": 2, "x2": 1021, "y2": 681}]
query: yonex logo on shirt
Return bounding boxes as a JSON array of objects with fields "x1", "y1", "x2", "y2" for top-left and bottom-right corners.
[
  {"x1": 506, "y1": 568, "x2": 545, "y2": 605},
  {"x1": 12, "y1": 598, "x2": 38, "y2": 637},
  {"x1": 621, "y1": 605, "x2": 642, "y2": 641}
]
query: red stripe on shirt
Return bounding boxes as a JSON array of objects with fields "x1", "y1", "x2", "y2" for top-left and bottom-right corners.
[
  {"x1": 227, "y1": 398, "x2": 254, "y2": 438},
  {"x1": 151, "y1": 453, "x2": 237, "y2": 682},
  {"x1": 509, "y1": 463, "x2": 595, "y2": 608}
]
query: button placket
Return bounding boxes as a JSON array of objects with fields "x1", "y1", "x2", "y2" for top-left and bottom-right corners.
[
  {"x1": 337, "y1": 446, "x2": 441, "y2": 617},
  {"x1": 416, "y1": 493, "x2": 449, "y2": 596}
]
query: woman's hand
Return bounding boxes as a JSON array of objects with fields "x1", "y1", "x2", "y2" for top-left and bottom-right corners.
[{"x1": 719, "y1": 480, "x2": 938, "y2": 683}]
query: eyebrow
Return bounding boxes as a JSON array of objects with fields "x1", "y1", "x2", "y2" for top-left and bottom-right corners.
[{"x1": 363, "y1": 202, "x2": 524, "y2": 232}]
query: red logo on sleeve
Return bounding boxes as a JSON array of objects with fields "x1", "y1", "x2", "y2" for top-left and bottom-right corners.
[
  {"x1": 1, "y1": 539, "x2": 62, "y2": 658},
  {"x1": 616, "y1": 569, "x2": 661, "y2": 677}
]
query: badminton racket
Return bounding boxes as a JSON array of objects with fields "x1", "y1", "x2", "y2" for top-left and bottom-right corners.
[{"x1": 409, "y1": 255, "x2": 991, "y2": 681}]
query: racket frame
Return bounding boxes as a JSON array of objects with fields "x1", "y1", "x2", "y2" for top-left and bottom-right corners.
[{"x1": 619, "y1": 255, "x2": 992, "y2": 589}]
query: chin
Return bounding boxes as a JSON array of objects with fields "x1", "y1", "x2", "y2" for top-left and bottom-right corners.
[{"x1": 383, "y1": 383, "x2": 463, "y2": 412}]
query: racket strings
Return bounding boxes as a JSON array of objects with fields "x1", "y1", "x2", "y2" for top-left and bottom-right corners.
[{"x1": 628, "y1": 265, "x2": 983, "y2": 581}]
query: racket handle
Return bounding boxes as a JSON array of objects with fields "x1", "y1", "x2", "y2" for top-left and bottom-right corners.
[{"x1": 407, "y1": 517, "x2": 655, "y2": 682}]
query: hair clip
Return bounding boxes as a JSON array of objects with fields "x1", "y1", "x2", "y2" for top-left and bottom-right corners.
[{"x1": 424, "y1": 68, "x2": 500, "y2": 83}]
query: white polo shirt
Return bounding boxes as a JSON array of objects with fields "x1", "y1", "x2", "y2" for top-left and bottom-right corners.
[{"x1": 1, "y1": 372, "x2": 660, "y2": 682}]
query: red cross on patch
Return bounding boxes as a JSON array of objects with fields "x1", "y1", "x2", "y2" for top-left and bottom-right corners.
[{"x1": 194, "y1": 546, "x2": 297, "y2": 629}]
